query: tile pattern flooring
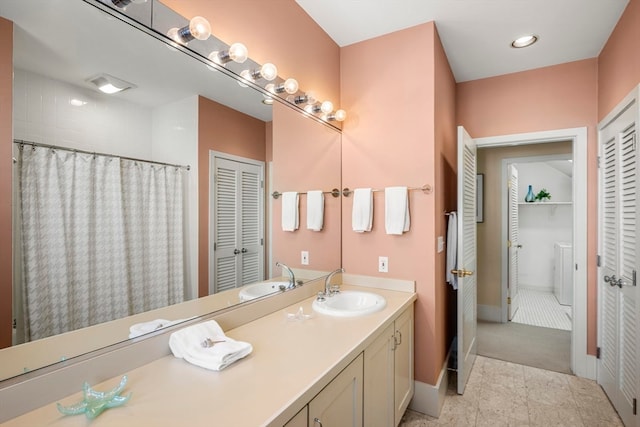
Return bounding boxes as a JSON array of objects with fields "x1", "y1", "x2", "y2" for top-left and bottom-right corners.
[
  {"x1": 512, "y1": 289, "x2": 572, "y2": 331},
  {"x1": 399, "y1": 356, "x2": 623, "y2": 427}
]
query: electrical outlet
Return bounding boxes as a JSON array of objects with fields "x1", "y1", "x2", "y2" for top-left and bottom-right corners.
[
  {"x1": 437, "y1": 236, "x2": 445, "y2": 253},
  {"x1": 378, "y1": 256, "x2": 388, "y2": 273},
  {"x1": 301, "y1": 251, "x2": 309, "y2": 265}
]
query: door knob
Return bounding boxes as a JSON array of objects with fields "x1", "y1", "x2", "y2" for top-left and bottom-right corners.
[
  {"x1": 241, "y1": 248, "x2": 248, "y2": 253},
  {"x1": 233, "y1": 249, "x2": 240, "y2": 255},
  {"x1": 451, "y1": 269, "x2": 474, "y2": 277},
  {"x1": 516, "y1": 244, "x2": 523, "y2": 248}
]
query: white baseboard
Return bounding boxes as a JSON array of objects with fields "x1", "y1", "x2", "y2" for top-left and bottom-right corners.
[
  {"x1": 477, "y1": 304, "x2": 502, "y2": 322},
  {"x1": 584, "y1": 354, "x2": 597, "y2": 380},
  {"x1": 520, "y1": 284, "x2": 554, "y2": 293},
  {"x1": 409, "y1": 353, "x2": 449, "y2": 417}
]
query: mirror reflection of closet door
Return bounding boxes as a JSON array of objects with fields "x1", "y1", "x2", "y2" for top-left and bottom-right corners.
[
  {"x1": 210, "y1": 154, "x2": 265, "y2": 294},
  {"x1": 507, "y1": 164, "x2": 520, "y2": 321}
]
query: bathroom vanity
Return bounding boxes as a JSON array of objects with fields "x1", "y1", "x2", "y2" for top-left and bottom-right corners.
[{"x1": 1, "y1": 277, "x2": 416, "y2": 426}]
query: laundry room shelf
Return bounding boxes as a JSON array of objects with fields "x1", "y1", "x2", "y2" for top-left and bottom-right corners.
[{"x1": 518, "y1": 202, "x2": 572, "y2": 206}]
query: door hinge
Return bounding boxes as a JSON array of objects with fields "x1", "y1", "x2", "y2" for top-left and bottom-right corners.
[
  {"x1": 633, "y1": 270, "x2": 637, "y2": 287},
  {"x1": 507, "y1": 240, "x2": 512, "y2": 248},
  {"x1": 633, "y1": 398, "x2": 637, "y2": 415},
  {"x1": 597, "y1": 156, "x2": 601, "y2": 168},
  {"x1": 596, "y1": 347, "x2": 601, "y2": 359},
  {"x1": 260, "y1": 238, "x2": 264, "y2": 246},
  {"x1": 597, "y1": 255, "x2": 601, "y2": 267},
  {"x1": 507, "y1": 179, "x2": 512, "y2": 189},
  {"x1": 213, "y1": 242, "x2": 217, "y2": 251},
  {"x1": 507, "y1": 297, "x2": 511, "y2": 304}
]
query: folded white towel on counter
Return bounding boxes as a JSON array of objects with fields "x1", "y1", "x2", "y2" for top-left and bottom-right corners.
[
  {"x1": 169, "y1": 320, "x2": 252, "y2": 371},
  {"x1": 281, "y1": 191, "x2": 299, "y2": 232},
  {"x1": 352, "y1": 188, "x2": 373, "y2": 232},
  {"x1": 306, "y1": 190, "x2": 324, "y2": 231},
  {"x1": 385, "y1": 186, "x2": 410, "y2": 235},
  {"x1": 128, "y1": 319, "x2": 171, "y2": 339}
]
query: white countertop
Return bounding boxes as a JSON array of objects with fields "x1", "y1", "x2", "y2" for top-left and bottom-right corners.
[{"x1": 1, "y1": 284, "x2": 416, "y2": 427}]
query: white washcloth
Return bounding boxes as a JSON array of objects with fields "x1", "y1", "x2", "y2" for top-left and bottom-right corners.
[
  {"x1": 306, "y1": 190, "x2": 324, "y2": 231},
  {"x1": 169, "y1": 320, "x2": 252, "y2": 371},
  {"x1": 446, "y1": 212, "x2": 458, "y2": 290},
  {"x1": 352, "y1": 188, "x2": 373, "y2": 232},
  {"x1": 281, "y1": 192, "x2": 299, "y2": 232},
  {"x1": 385, "y1": 187, "x2": 410, "y2": 235}
]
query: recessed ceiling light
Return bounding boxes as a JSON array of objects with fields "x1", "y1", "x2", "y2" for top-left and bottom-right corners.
[
  {"x1": 87, "y1": 73, "x2": 136, "y2": 94},
  {"x1": 511, "y1": 34, "x2": 538, "y2": 48}
]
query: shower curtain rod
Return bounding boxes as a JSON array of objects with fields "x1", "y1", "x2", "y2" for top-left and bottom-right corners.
[{"x1": 13, "y1": 139, "x2": 191, "y2": 171}]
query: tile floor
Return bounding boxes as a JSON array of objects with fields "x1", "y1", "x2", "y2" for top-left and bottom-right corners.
[
  {"x1": 512, "y1": 289, "x2": 572, "y2": 331},
  {"x1": 400, "y1": 356, "x2": 623, "y2": 427}
]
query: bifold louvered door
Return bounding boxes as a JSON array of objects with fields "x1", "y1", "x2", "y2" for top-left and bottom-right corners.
[
  {"x1": 598, "y1": 100, "x2": 639, "y2": 427},
  {"x1": 508, "y1": 164, "x2": 520, "y2": 321},
  {"x1": 212, "y1": 156, "x2": 264, "y2": 294}
]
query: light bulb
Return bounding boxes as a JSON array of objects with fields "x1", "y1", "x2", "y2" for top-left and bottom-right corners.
[
  {"x1": 260, "y1": 63, "x2": 278, "y2": 81},
  {"x1": 238, "y1": 69, "x2": 253, "y2": 88},
  {"x1": 188, "y1": 16, "x2": 211, "y2": 41},
  {"x1": 334, "y1": 109, "x2": 347, "y2": 121},
  {"x1": 167, "y1": 27, "x2": 181, "y2": 43},
  {"x1": 305, "y1": 91, "x2": 317, "y2": 104},
  {"x1": 265, "y1": 83, "x2": 276, "y2": 94},
  {"x1": 283, "y1": 78, "x2": 298, "y2": 94},
  {"x1": 229, "y1": 43, "x2": 248, "y2": 63},
  {"x1": 304, "y1": 104, "x2": 321, "y2": 114},
  {"x1": 208, "y1": 51, "x2": 222, "y2": 66},
  {"x1": 321, "y1": 100, "x2": 333, "y2": 114}
]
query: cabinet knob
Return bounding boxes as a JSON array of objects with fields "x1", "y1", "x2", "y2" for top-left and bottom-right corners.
[{"x1": 313, "y1": 417, "x2": 323, "y2": 427}]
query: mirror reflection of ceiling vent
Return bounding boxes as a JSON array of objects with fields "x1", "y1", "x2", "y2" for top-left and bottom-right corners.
[{"x1": 87, "y1": 73, "x2": 136, "y2": 94}]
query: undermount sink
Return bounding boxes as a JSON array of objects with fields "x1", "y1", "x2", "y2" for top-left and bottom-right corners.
[
  {"x1": 312, "y1": 290, "x2": 387, "y2": 317},
  {"x1": 238, "y1": 281, "x2": 289, "y2": 301}
]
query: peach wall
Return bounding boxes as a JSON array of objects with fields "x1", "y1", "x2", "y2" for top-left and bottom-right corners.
[
  {"x1": 271, "y1": 102, "x2": 341, "y2": 274},
  {"x1": 198, "y1": 96, "x2": 267, "y2": 297},
  {"x1": 341, "y1": 22, "x2": 452, "y2": 386},
  {"x1": 0, "y1": 18, "x2": 11, "y2": 349},
  {"x1": 456, "y1": 59, "x2": 599, "y2": 354},
  {"x1": 161, "y1": 0, "x2": 340, "y2": 111},
  {"x1": 598, "y1": 0, "x2": 640, "y2": 120}
]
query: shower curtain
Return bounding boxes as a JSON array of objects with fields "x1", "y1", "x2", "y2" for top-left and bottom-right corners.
[{"x1": 16, "y1": 145, "x2": 186, "y2": 342}]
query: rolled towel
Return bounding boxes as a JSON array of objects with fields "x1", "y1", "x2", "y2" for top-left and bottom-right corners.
[
  {"x1": 306, "y1": 190, "x2": 324, "y2": 231},
  {"x1": 281, "y1": 191, "x2": 299, "y2": 232},
  {"x1": 169, "y1": 320, "x2": 253, "y2": 371},
  {"x1": 352, "y1": 188, "x2": 373, "y2": 232},
  {"x1": 385, "y1": 186, "x2": 410, "y2": 235}
]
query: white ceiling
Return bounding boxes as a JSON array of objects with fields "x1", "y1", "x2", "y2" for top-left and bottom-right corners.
[{"x1": 295, "y1": 0, "x2": 629, "y2": 82}]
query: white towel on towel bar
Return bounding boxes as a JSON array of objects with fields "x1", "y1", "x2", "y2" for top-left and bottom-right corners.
[
  {"x1": 446, "y1": 212, "x2": 458, "y2": 290},
  {"x1": 352, "y1": 188, "x2": 373, "y2": 232},
  {"x1": 385, "y1": 187, "x2": 410, "y2": 235},
  {"x1": 169, "y1": 320, "x2": 253, "y2": 371},
  {"x1": 306, "y1": 190, "x2": 324, "y2": 231},
  {"x1": 281, "y1": 191, "x2": 299, "y2": 232}
]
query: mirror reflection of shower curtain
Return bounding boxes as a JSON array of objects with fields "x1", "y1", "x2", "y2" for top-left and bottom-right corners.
[{"x1": 15, "y1": 145, "x2": 186, "y2": 342}]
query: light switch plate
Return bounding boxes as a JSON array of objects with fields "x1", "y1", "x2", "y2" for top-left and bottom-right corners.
[
  {"x1": 378, "y1": 256, "x2": 388, "y2": 273},
  {"x1": 301, "y1": 251, "x2": 309, "y2": 265},
  {"x1": 437, "y1": 236, "x2": 445, "y2": 253}
]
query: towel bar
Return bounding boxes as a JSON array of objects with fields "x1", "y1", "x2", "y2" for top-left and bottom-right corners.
[
  {"x1": 272, "y1": 188, "x2": 340, "y2": 199},
  {"x1": 342, "y1": 184, "x2": 432, "y2": 197}
]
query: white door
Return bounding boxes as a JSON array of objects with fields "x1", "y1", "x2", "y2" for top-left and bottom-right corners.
[
  {"x1": 508, "y1": 164, "x2": 521, "y2": 321},
  {"x1": 597, "y1": 101, "x2": 638, "y2": 427},
  {"x1": 211, "y1": 154, "x2": 265, "y2": 294},
  {"x1": 456, "y1": 126, "x2": 478, "y2": 394}
]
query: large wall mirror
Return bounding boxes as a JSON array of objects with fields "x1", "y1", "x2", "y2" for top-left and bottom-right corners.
[{"x1": 0, "y1": 0, "x2": 341, "y2": 382}]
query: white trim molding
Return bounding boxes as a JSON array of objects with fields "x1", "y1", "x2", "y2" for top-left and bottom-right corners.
[
  {"x1": 409, "y1": 356, "x2": 449, "y2": 417},
  {"x1": 475, "y1": 127, "x2": 589, "y2": 379}
]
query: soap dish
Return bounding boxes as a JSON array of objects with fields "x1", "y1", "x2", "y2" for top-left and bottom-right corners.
[{"x1": 284, "y1": 306, "x2": 314, "y2": 322}]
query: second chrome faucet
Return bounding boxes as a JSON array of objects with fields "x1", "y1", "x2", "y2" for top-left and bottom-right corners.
[{"x1": 276, "y1": 262, "x2": 296, "y2": 289}]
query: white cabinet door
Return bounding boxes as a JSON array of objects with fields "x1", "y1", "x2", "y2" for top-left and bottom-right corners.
[
  {"x1": 284, "y1": 406, "x2": 308, "y2": 427},
  {"x1": 598, "y1": 98, "x2": 639, "y2": 427},
  {"x1": 363, "y1": 324, "x2": 394, "y2": 427},
  {"x1": 309, "y1": 354, "x2": 363, "y2": 427},
  {"x1": 394, "y1": 306, "x2": 414, "y2": 424}
]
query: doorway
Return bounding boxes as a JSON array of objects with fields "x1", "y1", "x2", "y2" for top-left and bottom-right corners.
[{"x1": 472, "y1": 127, "x2": 590, "y2": 378}]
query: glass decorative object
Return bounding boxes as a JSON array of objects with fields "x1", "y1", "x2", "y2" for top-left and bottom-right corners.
[
  {"x1": 524, "y1": 185, "x2": 535, "y2": 203},
  {"x1": 57, "y1": 375, "x2": 132, "y2": 419}
]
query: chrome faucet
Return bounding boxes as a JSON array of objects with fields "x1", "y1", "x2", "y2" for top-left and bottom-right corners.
[
  {"x1": 324, "y1": 268, "x2": 345, "y2": 297},
  {"x1": 276, "y1": 262, "x2": 296, "y2": 289}
]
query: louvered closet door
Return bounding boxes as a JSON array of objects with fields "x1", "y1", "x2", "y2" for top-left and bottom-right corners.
[
  {"x1": 598, "y1": 102, "x2": 638, "y2": 427},
  {"x1": 508, "y1": 165, "x2": 520, "y2": 321},
  {"x1": 212, "y1": 156, "x2": 264, "y2": 294},
  {"x1": 456, "y1": 126, "x2": 477, "y2": 394}
]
